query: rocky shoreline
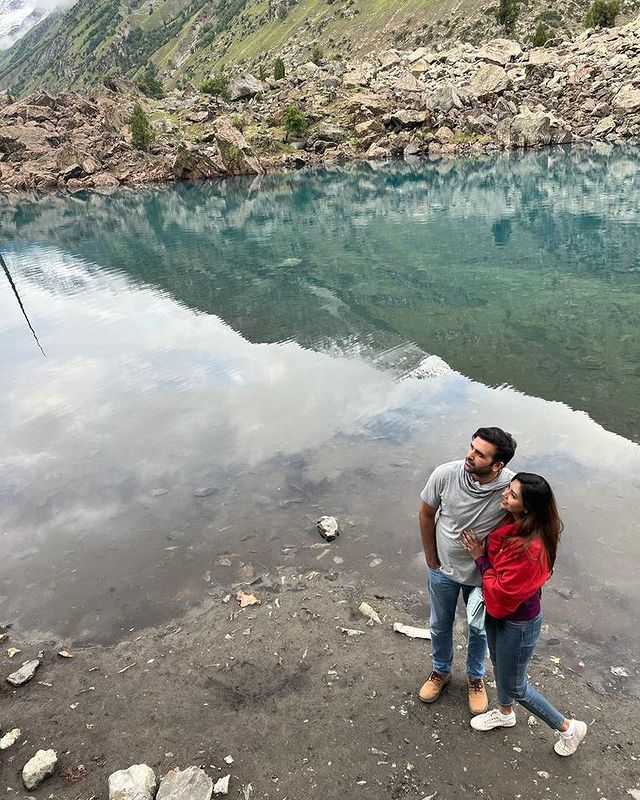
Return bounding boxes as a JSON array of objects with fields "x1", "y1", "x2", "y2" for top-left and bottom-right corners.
[{"x1": 1, "y1": 19, "x2": 639, "y2": 192}]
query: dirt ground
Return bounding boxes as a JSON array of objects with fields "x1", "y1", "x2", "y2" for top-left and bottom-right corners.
[{"x1": 0, "y1": 564, "x2": 638, "y2": 800}]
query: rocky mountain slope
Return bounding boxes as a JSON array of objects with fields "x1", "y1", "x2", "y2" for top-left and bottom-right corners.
[
  {"x1": 0, "y1": 0, "x2": 53, "y2": 51},
  {"x1": 0, "y1": 0, "x2": 616, "y2": 96},
  {"x1": 1, "y1": 18, "x2": 639, "y2": 192}
]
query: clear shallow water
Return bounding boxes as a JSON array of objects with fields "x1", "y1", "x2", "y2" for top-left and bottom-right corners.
[{"x1": 1, "y1": 145, "x2": 639, "y2": 685}]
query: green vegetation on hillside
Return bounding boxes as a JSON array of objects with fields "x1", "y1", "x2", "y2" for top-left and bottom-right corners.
[
  {"x1": 0, "y1": 0, "x2": 622, "y2": 97},
  {"x1": 585, "y1": 0, "x2": 620, "y2": 28}
]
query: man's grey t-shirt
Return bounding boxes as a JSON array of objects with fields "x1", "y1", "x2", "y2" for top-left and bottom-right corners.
[{"x1": 420, "y1": 460, "x2": 514, "y2": 586}]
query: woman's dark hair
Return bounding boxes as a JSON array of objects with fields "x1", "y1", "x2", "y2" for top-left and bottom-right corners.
[
  {"x1": 509, "y1": 472, "x2": 563, "y2": 569},
  {"x1": 472, "y1": 426, "x2": 517, "y2": 465}
]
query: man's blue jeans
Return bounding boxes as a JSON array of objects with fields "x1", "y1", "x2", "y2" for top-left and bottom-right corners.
[
  {"x1": 428, "y1": 567, "x2": 487, "y2": 679},
  {"x1": 486, "y1": 612, "x2": 565, "y2": 729}
]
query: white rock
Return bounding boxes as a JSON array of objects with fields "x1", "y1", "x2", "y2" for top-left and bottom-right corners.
[
  {"x1": 469, "y1": 64, "x2": 510, "y2": 97},
  {"x1": 359, "y1": 601, "x2": 382, "y2": 624},
  {"x1": 317, "y1": 515, "x2": 339, "y2": 542},
  {"x1": 477, "y1": 38, "x2": 522, "y2": 65},
  {"x1": 393, "y1": 622, "x2": 431, "y2": 640},
  {"x1": 109, "y1": 763, "x2": 157, "y2": 800},
  {"x1": 22, "y1": 749, "x2": 57, "y2": 790},
  {"x1": 213, "y1": 774, "x2": 230, "y2": 795},
  {"x1": 613, "y1": 84, "x2": 640, "y2": 112},
  {"x1": 0, "y1": 727, "x2": 21, "y2": 749},
  {"x1": 7, "y1": 659, "x2": 40, "y2": 686},
  {"x1": 157, "y1": 766, "x2": 213, "y2": 800}
]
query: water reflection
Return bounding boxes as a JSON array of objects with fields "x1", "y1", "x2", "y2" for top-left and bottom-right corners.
[{"x1": 2, "y1": 144, "x2": 639, "y2": 440}]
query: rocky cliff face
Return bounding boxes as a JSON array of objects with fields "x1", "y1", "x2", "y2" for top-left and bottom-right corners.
[{"x1": 1, "y1": 18, "x2": 639, "y2": 193}]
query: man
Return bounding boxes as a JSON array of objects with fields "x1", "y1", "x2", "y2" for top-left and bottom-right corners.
[{"x1": 418, "y1": 427, "x2": 517, "y2": 714}]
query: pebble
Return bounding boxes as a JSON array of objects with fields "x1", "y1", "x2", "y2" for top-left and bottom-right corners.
[
  {"x1": 0, "y1": 728, "x2": 21, "y2": 750},
  {"x1": 22, "y1": 749, "x2": 57, "y2": 790},
  {"x1": 214, "y1": 774, "x2": 230, "y2": 795},
  {"x1": 7, "y1": 659, "x2": 40, "y2": 686}
]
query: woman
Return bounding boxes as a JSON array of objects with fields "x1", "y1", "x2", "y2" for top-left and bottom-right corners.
[{"x1": 460, "y1": 472, "x2": 587, "y2": 756}]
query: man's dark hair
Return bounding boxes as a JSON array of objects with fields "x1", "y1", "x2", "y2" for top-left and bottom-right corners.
[{"x1": 472, "y1": 427, "x2": 517, "y2": 465}]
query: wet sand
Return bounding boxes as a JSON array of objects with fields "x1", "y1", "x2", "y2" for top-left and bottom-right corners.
[{"x1": 0, "y1": 563, "x2": 636, "y2": 800}]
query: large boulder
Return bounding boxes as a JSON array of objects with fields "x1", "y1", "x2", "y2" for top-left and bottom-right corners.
[
  {"x1": 384, "y1": 109, "x2": 431, "y2": 129},
  {"x1": 156, "y1": 766, "x2": 213, "y2": 800},
  {"x1": 427, "y1": 84, "x2": 464, "y2": 112},
  {"x1": 211, "y1": 114, "x2": 263, "y2": 174},
  {"x1": 477, "y1": 38, "x2": 522, "y2": 66},
  {"x1": 499, "y1": 109, "x2": 573, "y2": 147},
  {"x1": 228, "y1": 74, "x2": 268, "y2": 101},
  {"x1": 345, "y1": 92, "x2": 388, "y2": 113},
  {"x1": 312, "y1": 122, "x2": 347, "y2": 143},
  {"x1": 612, "y1": 84, "x2": 640, "y2": 113},
  {"x1": 468, "y1": 64, "x2": 510, "y2": 97},
  {"x1": 527, "y1": 49, "x2": 560, "y2": 67},
  {"x1": 0, "y1": 125, "x2": 51, "y2": 159},
  {"x1": 342, "y1": 63, "x2": 376, "y2": 87},
  {"x1": 172, "y1": 142, "x2": 224, "y2": 179},
  {"x1": 394, "y1": 71, "x2": 422, "y2": 92}
]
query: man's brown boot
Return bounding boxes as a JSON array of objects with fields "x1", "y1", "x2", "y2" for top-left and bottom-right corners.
[
  {"x1": 468, "y1": 676, "x2": 489, "y2": 714},
  {"x1": 419, "y1": 670, "x2": 451, "y2": 703}
]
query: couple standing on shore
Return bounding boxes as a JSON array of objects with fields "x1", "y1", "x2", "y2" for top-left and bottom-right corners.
[{"x1": 418, "y1": 426, "x2": 588, "y2": 757}]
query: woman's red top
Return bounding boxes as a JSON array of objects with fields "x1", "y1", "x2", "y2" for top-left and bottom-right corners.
[{"x1": 475, "y1": 519, "x2": 551, "y2": 620}]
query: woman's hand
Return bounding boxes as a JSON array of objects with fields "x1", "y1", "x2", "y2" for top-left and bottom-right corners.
[{"x1": 460, "y1": 529, "x2": 484, "y2": 560}]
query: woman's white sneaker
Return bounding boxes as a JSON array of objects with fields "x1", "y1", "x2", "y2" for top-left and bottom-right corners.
[
  {"x1": 470, "y1": 708, "x2": 517, "y2": 731},
  {"x1": 554, "y1": 720, "x2": 588, "y2": 756}
]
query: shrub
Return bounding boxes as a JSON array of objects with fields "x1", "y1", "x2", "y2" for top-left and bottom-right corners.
[
  {"x1": 200, "y1": 73, "x2": 231, "y2": 100},
  {"x1": 274, "y1": 56, "x2": 285, "y2": 80},
  {"x1": 137, "y1": 62, "x2": 164, "y2": 99},
  {"x1": 585, "y1": 0, "x2": 620, "y2": 28},
  {"x1": 496, "y1": 0, "x2": 518, "y2": 33},
  {"x1": 130, "y1": 102, "x2": 154, "y2": 151},
  {"x1": 258, "y1": 64, "x2": 267, "y2": 81},
  {"x1": 310, "y1": 44, "x2": 323, "y2": 65},
  {"x1": 532, "y1": 22, "x2": 549, "y2": 46},
  {"x1": 282, "y1": 104, "x2": 306, "y2": 140}
]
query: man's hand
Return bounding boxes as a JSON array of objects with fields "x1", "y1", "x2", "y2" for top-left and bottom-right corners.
[{"x1": 427, "y1": 557, "x2": 441, "y2": 570}]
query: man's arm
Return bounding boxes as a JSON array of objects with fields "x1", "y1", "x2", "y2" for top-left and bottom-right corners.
[{"x1": 419, "y1": 500, "x2": 440, "y2": 569}]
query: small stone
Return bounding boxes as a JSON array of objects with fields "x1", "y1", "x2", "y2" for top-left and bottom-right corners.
[
  {"x1": 213, "y1": 774, "x2": 230, "y2": 795},
  {"x1": 359, "y1": 602, "x2": 382, "y2": 624},
  {"x1": 193, "y1": 486, "x2": 217, "y2": 497},
  {"x1": 317, "y1": 516, "x2": 339, "y2": 542},
  {"x1": 108, "y1": 763, "x2": 157, "y2": 800},
  {"x1": 22, "y1": 749, "x2": 57, "y2": 790},
  {"x1": 7, "y1": 659, "x2": 40, "y2": 686},
  {"x1": 0, "y1": 728, "x2": 21, "y2": 750},
  {"x1": 157, "y1": 765, "x2": 213, "y2": 800}
]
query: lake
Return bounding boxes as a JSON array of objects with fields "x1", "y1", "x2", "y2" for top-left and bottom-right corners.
[{"x1": 1, "y1": 144, "x2": 639, "y2": 691}]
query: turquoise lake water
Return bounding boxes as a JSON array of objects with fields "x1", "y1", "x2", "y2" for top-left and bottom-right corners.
[{"x1": 1, "y1": 145, "x2": 639, "y2": 687}]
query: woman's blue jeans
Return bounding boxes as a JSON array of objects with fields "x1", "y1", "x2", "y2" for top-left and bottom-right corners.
[
  {"x1": 486, "y1": 612, "x2": 565, "y2": 729},
  {"x1": 428, "y1": 567, "x2": 487, "y2": 679}
]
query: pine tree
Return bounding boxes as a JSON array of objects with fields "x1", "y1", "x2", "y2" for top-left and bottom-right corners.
[
  {"x1": 130, "y1": 102, "x2": 154, "y2": 151},
  {"x1": 496, "y1": 0, "x2": 519, "y2": 33}
]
